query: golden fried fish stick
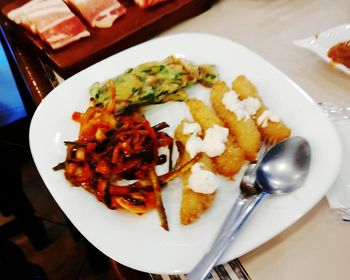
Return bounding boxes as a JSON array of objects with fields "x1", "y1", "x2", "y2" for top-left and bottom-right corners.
[
  {"x1": 186, "y1": 99, "x2": 222, "y2": 129},
  {"x1": 186, "y1": 99, "x2": 245, "y2": 177},
  {"x1": 174, "y1": 121, "x2": 215, "y2": 225},
  {"x1": 232, "y1": 75, "x2": 291, "y2": 142},
  {"x1": 210, "y1": 81, "x2": 261, "y2": 161}
]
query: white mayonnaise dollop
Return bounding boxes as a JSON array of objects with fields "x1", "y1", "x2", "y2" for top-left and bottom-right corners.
[
  {"x1": 222, "y1": 91, "x2": 261, "y2": 121},
  {"x1": 186, "y1": 134, "x2": 203, "y2": 158},
  {"x1": 202, "y1": 125, "x2": 229, "y2": 157},
  {"x1": 242, "y1": 97, "x2": 261, "y2": 116},
  {"x1": 257, "y1": 110, "x2": 280, "y2": 127},
  {"x1": 188, "y1": 163, "x2": 218, "y2": 194},
  {"x1": 222, "y1": 91, "x2": 250, "y2": 121},
  {"x1": 183, "y1": 122, "x2": 202, "y2": 135},
  {"x1": 185, "y1": 123, "x2": 229, "y2": 158}
]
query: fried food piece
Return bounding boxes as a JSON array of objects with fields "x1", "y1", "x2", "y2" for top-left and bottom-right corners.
[
  {"x1": 210, "y1": 81, "x2": 261, "y2": 161},
  {"x1": 232, "y1": 75, "x2": 291, "y2": 142},
  {"x1": 186, "y1": 99, "x2": 245, "y2": 177},
  {"x1": 89, "y1": 56, "x2": 219, "y2": 115},
  {"x1": 174, "y1": 121, "x2": 215, "y2": 225}
]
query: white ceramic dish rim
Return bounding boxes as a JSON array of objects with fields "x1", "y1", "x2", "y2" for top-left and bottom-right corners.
[
  {"x1": 30, "y1": 33, "x2": 342, "y2": 274},
  {"x1": 294, "y1": 23, "x2": 350, "y2": 75}
]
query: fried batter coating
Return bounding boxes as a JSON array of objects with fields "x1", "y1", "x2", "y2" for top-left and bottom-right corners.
[
  {"x1": 174, "y1": 121, "x2": 215, "y2": 225},
  {"x1": 210, "y1": 81, "x2": 261, "y2": 161},
  {"x1": 232, "y1": 75, "x2": 291, "y2": 142},
  {"x1": 186, "y1": 99, "x2": 245, "y2": 177}
]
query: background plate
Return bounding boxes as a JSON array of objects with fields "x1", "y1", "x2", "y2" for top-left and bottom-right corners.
[
  {"x1": 294, "y1": 24, "x2": 350, "y2": 76},
  {"x1": 30, "y1": 33, "x2": 342, "y2": 274}
]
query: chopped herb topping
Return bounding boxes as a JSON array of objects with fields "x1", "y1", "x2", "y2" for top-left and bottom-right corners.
[
  {"x1": 139, "y1": 76, "x2": 146, "y2": 83},
  {"x1": 131, "y1": 87, "x2": 142, "y2": 96},
  {"x1": 205, "y1": 73, "x2": 217, "y2": 79},
  {"x1": 141, "y1": 93, "x2": 156, "y2": 101},
  {"x1": 173, "y1": 72, "x2": 186, "y2": 82}
]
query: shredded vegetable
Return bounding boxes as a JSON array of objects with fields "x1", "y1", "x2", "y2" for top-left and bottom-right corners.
[{"x1": 54, "y1": 81, "x2": 199, "y2": 229}]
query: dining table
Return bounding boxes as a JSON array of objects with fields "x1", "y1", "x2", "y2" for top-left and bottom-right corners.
[{"x1": 1, "y1": 0, "x2": 350, "y2": 279}]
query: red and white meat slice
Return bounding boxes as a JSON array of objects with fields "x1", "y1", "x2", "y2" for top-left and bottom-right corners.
[
  {"x1": 65, "y1": 0, "x2": 126, "y2": 28},
  {"x1": 133, "y1": 0, "x2": 168, "y2": 9},
  {"x1": 39, "y1": 15, "x2": 90, "y2": 49},
  {"x1": 7, "y1": 0, "x2": 90, "y2": 49}
]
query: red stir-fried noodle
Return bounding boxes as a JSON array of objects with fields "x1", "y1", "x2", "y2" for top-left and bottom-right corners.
[{"x1": 54, "y1": 82, "x2": 199, "y2": 230}]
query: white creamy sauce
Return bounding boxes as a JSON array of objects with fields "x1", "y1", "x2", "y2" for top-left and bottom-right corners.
[
  {"x1": 222, "y1": 90, "x2": 250, "y2": 121},
  {"x1": 183, "y1": 122, "x2": 201, "y2": 135},
  {"x1": 188, "y1": 163, "x2": 218, "y2": 194},
  {"x1": 202, "y1": 125, "x2": 228, "y2": 157},
  {"x1": 186, "y1": 135, "x2": 203, "y2": 158},
  {"x1": 222, "y1": 90, "x2": 261, "y2": 121},
  {"x1": 257, "y1": 110, "x2": 280, "y2": 127},
  {"x1": 184, "y1": 122, "x2": 228, "y2": 158},
  {"x1": 242, "y1": 97, "x2": 261, "y2": 116}
]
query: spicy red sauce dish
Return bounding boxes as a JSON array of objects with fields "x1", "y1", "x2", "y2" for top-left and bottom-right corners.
[{"x1": 327, "y1": 40, "x2": 350, "y2": 69}]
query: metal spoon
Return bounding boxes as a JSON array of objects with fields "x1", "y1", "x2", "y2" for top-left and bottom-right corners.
[{"x1": 186, "y1": 136, "x2": 311, "y2": 280}]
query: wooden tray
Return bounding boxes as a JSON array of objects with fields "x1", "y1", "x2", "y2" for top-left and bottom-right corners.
[{"x1": 1, "y1": 0, "x2": 212, "y2": 78}]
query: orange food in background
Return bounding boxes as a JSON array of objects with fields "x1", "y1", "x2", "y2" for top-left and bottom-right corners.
[{"x1": 327, "y1": 40, "x2": 350, "y2": 69}]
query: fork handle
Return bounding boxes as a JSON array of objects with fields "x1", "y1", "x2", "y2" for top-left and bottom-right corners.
[
  {"x1": 186, "y1": 192, "x2": 267, "y2": 280},
  {"x1": 212, "y1": 194, "x2": 257, "y2": 246}
]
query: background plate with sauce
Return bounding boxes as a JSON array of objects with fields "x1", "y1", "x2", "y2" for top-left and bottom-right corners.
[{"x1": 294, "y1": 24, "x2": 350, "y2": 76}]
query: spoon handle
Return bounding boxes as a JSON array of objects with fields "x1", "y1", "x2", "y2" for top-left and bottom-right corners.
[{"x1": 186, "y1": 192, "x2": 267, "y2": 280}]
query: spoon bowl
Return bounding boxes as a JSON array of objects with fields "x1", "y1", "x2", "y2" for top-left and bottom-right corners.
[{"x1": 256, "y1": 136, "x2": 311, "y2": 194}]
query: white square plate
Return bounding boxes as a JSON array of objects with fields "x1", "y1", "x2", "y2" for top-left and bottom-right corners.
[{"x1": 30, "y1": 33, "x2": 341, "y2": 274}]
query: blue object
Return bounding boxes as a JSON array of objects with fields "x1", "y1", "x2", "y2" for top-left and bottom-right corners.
[{"x1": 0, "y1": 41, "x2": 27, "y2": 127}]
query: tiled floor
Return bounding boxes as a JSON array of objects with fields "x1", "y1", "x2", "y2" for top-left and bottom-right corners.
[{"x1": 4, "y1": 158, "x2": 116, "y2": 280}]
